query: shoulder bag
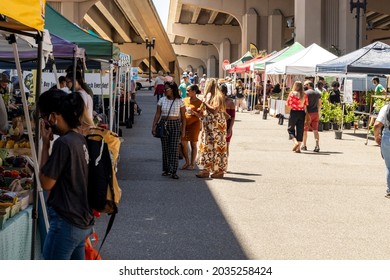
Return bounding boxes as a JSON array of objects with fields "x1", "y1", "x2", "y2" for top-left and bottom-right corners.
[{"x1": 155, "y1": 99, "x2": 175, "y2": 138}]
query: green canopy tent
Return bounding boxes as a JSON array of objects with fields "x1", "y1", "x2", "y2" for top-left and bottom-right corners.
[
  {"x1": 254, "y1": 42, "x2": 305, "y2": 71},
  {"x1": 45, "y1": 4, "x2": 116, "y2": 60},
  {"x1": 224, "y1": 51, "x2": 254, "y2": 71}
]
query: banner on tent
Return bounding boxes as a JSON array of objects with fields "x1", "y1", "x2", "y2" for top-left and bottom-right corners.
[
  {"x1": 344, "y1": 80, "x2": 353, "y2": 104},
  {"x1": 130, "y1": 67, "x2": 138, "y2": 81},
  {"x1": 40, "y1": 73, "x2": 109, "y2": 95},
  {"x1": 250, "y1": 43, "x2": 259, "y2": 57}
]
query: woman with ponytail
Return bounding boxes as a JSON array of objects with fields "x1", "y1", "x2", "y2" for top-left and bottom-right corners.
[
  {"x1": 286, "y1": 81, "x2": 308, "y2": 153},
  {"x1": 38, "y1": 89, "x2": 94, "y2": 259}
]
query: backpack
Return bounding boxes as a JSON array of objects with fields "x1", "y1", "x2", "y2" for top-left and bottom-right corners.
[{"x1": 85, "y1": 127, "x2": 121, "y2": 255}]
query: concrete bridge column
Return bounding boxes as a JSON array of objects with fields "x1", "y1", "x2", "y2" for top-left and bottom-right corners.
[
  {"x1": 294, "y1": 0, "x2": 322, "y2": 46},
  {"x1": 338, "y1": 0, "x2": 358, "y2": 53},
  {"x1": 241, "y1": 8, "x2": 259, "y2": 55},
  {"x1": 218, "y1": 38, "x2": 231, "y2": 78},
  {"x1": 268, "y1": 9, "x2": 283, "y2": 53},
  {"x1": 207, "y1": 56, "x2": 218, "y2": 78}
]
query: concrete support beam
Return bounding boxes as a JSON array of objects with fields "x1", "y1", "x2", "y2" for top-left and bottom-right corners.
[
  {"x1": 295, "y1": 0, "x2": 322, "y2": 46},
  {"x1": 83, "y1": 12, "x2": 112, "y2": 41},
  {"x1": 208, "y1": 11, "x2": 219, "y2": 24},
  {"x1": 142, "y1": 58, "x2": 157, "y2": 74},
  {"x1": 218, "y1": 38, "x2": 231, "y2": 78},
  {"x1": 268, "y1": 9, "x2": 283, "y2": 52},
  {"x1": 207, "y1": 55, "x2": 218, "y2": 78},
  {"x1": 191, "y1": 7, "x2": 201, "y2": 23},
  {"x1": 171, "y1": 23, "x2": 241, "y2": 44},
  {"x1": 338, "y1": 0, "x2": 357, "y2": 53},
  {"x1": 241, "y1": 8, "x2": 259, "y2": 55},
  {"x1": 177, "y1": 57, "x2": 206, "y2": 73},
  {"x1": 95, "y1": 1, "x2": 132, "y2": 42},
  {"x1": 173, "y1": 44, "x2": 218, "y2": 65}
]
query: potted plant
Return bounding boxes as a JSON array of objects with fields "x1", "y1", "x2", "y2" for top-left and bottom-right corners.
[
  {"x1": 364, "y1": 90, "x2": 374, "y2": 113},
  {"x1": 332, "y1": 103, "x2": 343, "y2": 139},
  {"x1": 320, "y1": 91, "x2": 331, "y2": 130},
  {"x1": 343, "y1": 102, "x2": 357, "y2": 129}
]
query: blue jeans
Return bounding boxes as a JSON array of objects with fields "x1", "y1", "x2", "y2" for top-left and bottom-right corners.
[
  {"x1": 43, "y1": 207, "x2": 92, "y2": 260},
  {"x1": 381, "y1": 128, "x2": 390, "y2": 193}
]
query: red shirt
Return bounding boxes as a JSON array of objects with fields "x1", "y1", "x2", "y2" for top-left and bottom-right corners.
[{"x1": 287, "y1": 92, "x2": 308, "y2": 111}]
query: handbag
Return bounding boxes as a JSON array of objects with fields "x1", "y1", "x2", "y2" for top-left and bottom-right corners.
[{"x1": 154, "y1": 99, "x2": 175, "y2": 138}]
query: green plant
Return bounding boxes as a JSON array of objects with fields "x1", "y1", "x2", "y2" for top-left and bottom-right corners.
[
  {"x1": 331, "y1": 103, "x2": 343, "y2": 126},
  {"x1": 320, "y1": 91, "x2": 331, "y2": 123},
  {"x1": 344, "y1": 102, "x2": 358, "y2": 123},
  {"x1": 374, "y1": 97, "x2": 386, "y2": 113},
  {"x1": 365, "y1": 90, "x2": 374, "y2": 105}
]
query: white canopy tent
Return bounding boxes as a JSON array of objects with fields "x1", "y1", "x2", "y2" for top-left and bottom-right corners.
[{"x1": 266, "y1": 43, "x2": 337, "y2": 76}]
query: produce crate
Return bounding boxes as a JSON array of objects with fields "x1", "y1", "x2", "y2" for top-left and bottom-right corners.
[
  {"x1": 10, "y1": 201, "x2": 21, "y2": 217},
  {"x1": 0, "y1": 213, "x2": 8, "y2": 230},
  {"x1": 0, "y1": 205, "x2": 10, "y2": 219}
]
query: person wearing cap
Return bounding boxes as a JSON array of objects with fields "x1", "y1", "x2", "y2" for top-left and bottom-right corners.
[
  {"x1": 199, "y1": 74, "x2": 207, "y2": 94},
  {"x1": 179, "y1": 75, "x2": 191, "y2": 98},
  {"x1": 225, "y1": 76, "x2": 233, "y2": 97},
  {"x1": 154, "y1": 70, "x2": 165, "y2": 101}
]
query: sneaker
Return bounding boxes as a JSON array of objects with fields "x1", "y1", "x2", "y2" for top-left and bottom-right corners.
[
  {"x1": 385, "y1": 193, "x2": 390, "y2": 199},
  {"x1": 313, "y1": 146, "x2": 320, "y2": 152},
  {"x1": 301, "y1": 145, "x2": 307, "y2": 151}
]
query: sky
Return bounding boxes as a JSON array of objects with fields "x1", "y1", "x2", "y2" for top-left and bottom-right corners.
[{"x1": 152, "y1": 0, "x2": 170, "y2": 30}]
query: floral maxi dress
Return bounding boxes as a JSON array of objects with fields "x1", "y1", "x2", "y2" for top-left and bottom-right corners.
[{"x1": 197, "y1": 111, "x2": 228, "y2": 173}]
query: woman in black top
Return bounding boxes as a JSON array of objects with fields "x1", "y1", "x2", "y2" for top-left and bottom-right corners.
[
  {"x1": 329, "y1": 81, "x2": 341, "y2": 104},
  {"x1": 235, "y1": 79, "x2": 246, "y2": 112},
  {"x1": 39, "y1": 89, "x2": 94, "y2": 259}
]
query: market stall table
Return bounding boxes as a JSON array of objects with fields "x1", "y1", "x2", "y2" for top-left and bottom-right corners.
[{"x1": 0, "y1": 206, "x2": 41, "y2": 259}]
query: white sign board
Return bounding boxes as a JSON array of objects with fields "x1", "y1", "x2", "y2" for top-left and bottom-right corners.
[
  {"x1": 40, "y1": 72, "x2": 110, "y2": 95},
  {"x1": 344, "y1": 79, "x2": 353, "y2": 104},
  {"x1": 84, "y1": 73, "x2": 109, "y2": 95},
  {"x1": 130, "y1": 67, "x2": 138, "y2": 81}
]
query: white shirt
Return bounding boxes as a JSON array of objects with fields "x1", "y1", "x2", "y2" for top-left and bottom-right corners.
[
  {"x1": 376, "y1": 104, "x2": 389, "y2": 124},
  {"x1": 78, "y1": 89, "x2": 93, "y2": 120},
  {"x1": 157, "y1": 97, "x2": 185, "y2": 117}
]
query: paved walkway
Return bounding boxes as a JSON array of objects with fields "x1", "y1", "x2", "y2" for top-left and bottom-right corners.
[{"x1": 94, "y1": 90, "x2": 390, "y2": 260}]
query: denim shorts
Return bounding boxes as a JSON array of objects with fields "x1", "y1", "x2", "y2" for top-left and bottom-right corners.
[{"x1": 43, "y1": 207, "x2": 92, "y2": 260}]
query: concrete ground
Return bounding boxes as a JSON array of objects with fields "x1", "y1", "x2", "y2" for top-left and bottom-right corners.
[{"x1": 94, "y1": 90, "x2": 390, "y2": 260}]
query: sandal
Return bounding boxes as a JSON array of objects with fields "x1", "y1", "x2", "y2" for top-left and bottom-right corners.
[
  {"x1": 187, "y1": 164, "x2": 195, "y2": 170},
  {"x1": 171, "y1": 173, "x2": 179, "y2": 179},
  {"x1": 292, "y1": 143, "x2": 299, "y2": 151},
  {"x1": 211, "y1": 172, "x2": 224, "y2": 178},
  {"x1": 162, "y1": 171, "x2": 171, "y2": 176},
  {"x1": 196, "y1": 170, "x2": 210, "y2": 178},
  {"x1": 181, "y1": 163, "x2": 190, "y2": 170}
]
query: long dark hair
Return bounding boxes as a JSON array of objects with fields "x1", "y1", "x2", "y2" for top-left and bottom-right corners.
[{"x1": 164, "y1": 81, "x2": 181, "y2": 99}]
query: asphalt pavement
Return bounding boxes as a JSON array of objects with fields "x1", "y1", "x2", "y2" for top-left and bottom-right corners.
[{"x1": 94, "y1": 90, "x2": 390, "y2": 260}]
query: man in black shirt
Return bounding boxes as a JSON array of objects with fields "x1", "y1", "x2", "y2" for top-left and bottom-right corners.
[{"x1": 302, "y1": 81, "x2": 322, "y2": 152}]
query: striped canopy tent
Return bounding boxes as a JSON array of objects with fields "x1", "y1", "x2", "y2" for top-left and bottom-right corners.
[
  {"x1": 224, "y1": 51, "x2": 253, "y2": 71},
  {"x1": 229, "y1": 52, "x2": 274, "y2": 73},
  {"x1": 254, "y1": 42, "x2": 305, "y2": 71}
]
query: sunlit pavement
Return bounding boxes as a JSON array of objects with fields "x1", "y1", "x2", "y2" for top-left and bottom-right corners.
[{"x1": 94, "y1": 90, "x2": 389, "y2": 260}]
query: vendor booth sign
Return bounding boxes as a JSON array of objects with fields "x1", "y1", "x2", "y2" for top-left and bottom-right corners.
[{"x1": 40, "y1": 72, "x2": 109, "y2": 95}]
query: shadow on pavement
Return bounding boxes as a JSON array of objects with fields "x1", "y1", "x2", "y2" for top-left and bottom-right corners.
[{"x1": 94, "y1": 91, "x2": 247, "y2": 260}]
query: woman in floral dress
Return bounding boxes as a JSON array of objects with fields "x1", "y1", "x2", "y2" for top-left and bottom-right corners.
[{"x1": 196, "y1": 78, "x2": 228, "y2": 178}]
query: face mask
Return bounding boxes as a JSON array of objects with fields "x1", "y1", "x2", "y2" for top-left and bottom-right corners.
[
  {"x1": 304, "y1": 86, "x2": 308, "y2": 91},
  {"x1": 48, "y1": 114, "x2": 61, "y2": 135}
]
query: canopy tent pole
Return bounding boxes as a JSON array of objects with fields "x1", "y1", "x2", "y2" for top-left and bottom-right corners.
[
  {"x1": 116, "y1": 64, "x2": 122, "y2": 132},
  {"x1": 262, "y1": 72, "x2": 268, "y2": 118},
  {"x1": 122, "y1": 65, "x2": 128, "y2": 123},
  {"x1": 100, "y1": 68, "x2": 105, "y2": 120},
  {"x1": 109, "y1": 63, "x2": 114, "y2": 131},
  {"x1": 10, "y1": 34, "x2": 49, "y2": 260},
  {"x1": 51, "y1": 56, "x2": 59, "y2": 89}
]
